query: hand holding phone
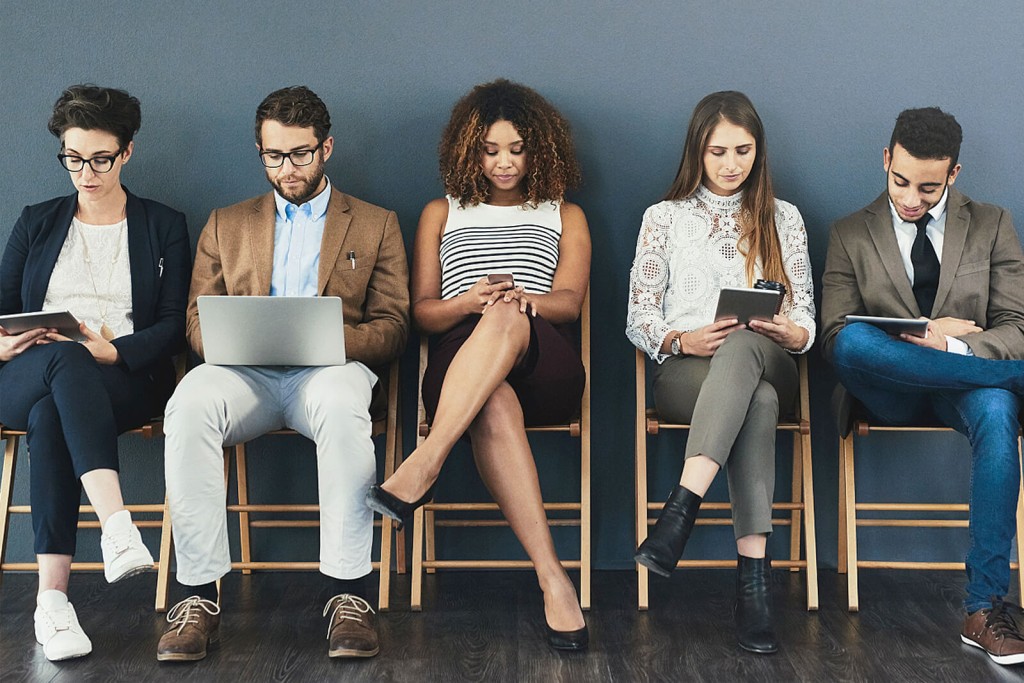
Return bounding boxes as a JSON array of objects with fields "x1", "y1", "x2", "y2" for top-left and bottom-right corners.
[{"x1": 487, "y1": 273, "x2": 515, "y2": 286}]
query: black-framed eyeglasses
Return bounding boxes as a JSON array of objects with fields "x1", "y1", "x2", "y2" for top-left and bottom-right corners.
[
  {"x1": 57, "y1": 148, "x2": 125, "y2": 173},
  {"x1": 258, "y1": 142, "x2": 323, "y2": 168}
]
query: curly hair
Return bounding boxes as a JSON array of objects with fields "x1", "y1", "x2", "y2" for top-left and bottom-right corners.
[
  {"x1": 889, "y1": 107, "x2": 962, "y2": 171},
  {"x1": 439, "y1": 79, "x2": 580, "y2": 206},
  {"x1": 255, "y1": 86, "x2": 331, "y2": 146},
  {"x1": 47, "y1": 84, "x2": 141, "y2": 148}
]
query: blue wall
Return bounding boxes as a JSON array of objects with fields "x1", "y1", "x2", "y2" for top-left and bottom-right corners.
[{"x1": 2, "y1": 1, "x2": 1023, "y2": 572}]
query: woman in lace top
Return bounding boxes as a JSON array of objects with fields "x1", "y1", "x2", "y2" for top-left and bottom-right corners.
[
  {"x1": 0, "y1": 85, "x2": 190, "y2": 661},
  {"x1": 627, "y1": 91, "x2": 815, "y2": 655},
  {"x1": 366, "y1": 79, "x2": 590, "y2": 650}
]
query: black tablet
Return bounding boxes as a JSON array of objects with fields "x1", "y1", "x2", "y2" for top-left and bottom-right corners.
[
  {"x1": 713, "y1": 287, "x2": 782, "y2": 325},
  {"x1": 0, "y1": 310, "x2": 85, "y2": 341},
  {"x1": 845, "y1": 315, "x2": 929, "y2": 338}
]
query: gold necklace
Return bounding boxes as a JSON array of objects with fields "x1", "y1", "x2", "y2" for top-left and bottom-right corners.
[{"x1": 76, "y1": 206, "x2": 126, "y2": 341}]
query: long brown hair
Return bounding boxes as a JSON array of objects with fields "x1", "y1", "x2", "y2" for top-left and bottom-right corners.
[
  {"x1": 439, "y1": 79, "x2": 581, "y2": 206},
  {"x1": 664, "y1": 91, "x2": 789, "y2": 294}
]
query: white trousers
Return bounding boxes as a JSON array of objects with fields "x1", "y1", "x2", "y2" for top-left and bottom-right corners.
[{"x1": 164, "y1": 362, "x2": 377, "y2": 585}]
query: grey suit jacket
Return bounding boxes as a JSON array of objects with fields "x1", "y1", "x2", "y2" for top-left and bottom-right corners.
[
  {"x1": 821, "y1": 188, "x2": 1024, "y2": 362},
  {"x1": 186, "y1": 187, "x2": 410, "y2": 368}
]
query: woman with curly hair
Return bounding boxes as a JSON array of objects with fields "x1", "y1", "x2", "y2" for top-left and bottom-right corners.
[
  {"x1": 626, "y1": 91, "x2": 815, "y2": 654},
  {"x1": 367, "y1": 79, "x2": 590, "y2": 650}
]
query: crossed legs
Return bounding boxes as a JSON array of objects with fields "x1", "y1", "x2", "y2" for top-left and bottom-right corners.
[
  {"x1": 654, "y1": 330, "x2": 798, "y2": 556},
  {"x1": 381, "y1": 301, "x2": 584, "y2": 630},
  {"x1": 833, "y1": 322, "x2": 1023, "y2": 612},
  {"x1": 0, "y1": 342, "x2": 153, "y2": 594},
  {"x1": 468, "y1": 382, "x2": 586, "y2": 631}
]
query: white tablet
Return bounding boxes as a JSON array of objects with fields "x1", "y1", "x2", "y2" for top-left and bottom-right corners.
[
  {"x1": 845, "y1": 315, "x2": 929, "y2": 338},
  {"x1": 713, "y1": 288, "x2": 782, "y2": 325},
  {"x1": 0, "y1": 310, "x2": 85, "y2": 341}
]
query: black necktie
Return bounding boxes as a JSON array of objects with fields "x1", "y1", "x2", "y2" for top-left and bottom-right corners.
[{"x1": 911, "y1": 215, "x2": 939, "y2": 316}]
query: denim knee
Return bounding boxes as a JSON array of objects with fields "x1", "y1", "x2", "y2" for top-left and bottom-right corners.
[{"x1": 831, "y1": 323, "x2": 883, "y2": 368}]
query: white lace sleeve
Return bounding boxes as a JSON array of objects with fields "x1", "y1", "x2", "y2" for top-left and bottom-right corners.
[
  {"x1": 626, "y1": 204, "x2": 675, "y2": 362},
  {"x1": 776, "y1": 201, "x2": 816, "y2": 354}
]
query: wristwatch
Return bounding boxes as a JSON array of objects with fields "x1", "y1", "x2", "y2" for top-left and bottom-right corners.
[{"x1": 670, "y1": 332, "x2": 683, "y2": 356}]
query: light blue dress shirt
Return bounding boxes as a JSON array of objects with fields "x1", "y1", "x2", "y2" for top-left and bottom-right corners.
[{"x1": 270, "y1": 179, "x2": 331, "y2": 297}]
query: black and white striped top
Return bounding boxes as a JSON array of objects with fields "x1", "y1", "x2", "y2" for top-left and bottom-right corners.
[{"x1": 439, "y1": 196, "x2": 562, "y2": 300}]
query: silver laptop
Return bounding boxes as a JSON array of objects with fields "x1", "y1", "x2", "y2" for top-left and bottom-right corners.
[{"x1": 197, "y1": 296, "x2": 346, "y2": 366}]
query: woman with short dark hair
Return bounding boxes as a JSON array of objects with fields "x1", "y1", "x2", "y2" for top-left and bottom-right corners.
[{"x1": 0, "y1": 84, "x2": 190, "y2": 661}]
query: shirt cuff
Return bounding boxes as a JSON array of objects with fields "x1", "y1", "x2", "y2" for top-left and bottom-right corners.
[{"x1": 945, "y1": 336, "x2": 973, "y2": 356}]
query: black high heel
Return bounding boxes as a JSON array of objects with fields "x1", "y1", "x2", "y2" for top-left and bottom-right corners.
[
  {"x1": 365, "y1": 482, "x2": 437, "y2": 531},
  {"x1": 546, "y1": 622, "x2": 589, "y2": 651}
]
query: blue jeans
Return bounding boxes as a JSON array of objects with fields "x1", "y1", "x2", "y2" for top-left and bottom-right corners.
[{"x1": 833, "y1": 323, "x2": 1024, "y2": 613}]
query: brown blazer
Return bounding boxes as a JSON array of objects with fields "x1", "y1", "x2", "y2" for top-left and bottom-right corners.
[
  {"x1": 186, "y1": 187, "x2": 409, "y2": 368},
  {"x1": 821, "y1": 187, "x2": 1024, "y2": 362}
]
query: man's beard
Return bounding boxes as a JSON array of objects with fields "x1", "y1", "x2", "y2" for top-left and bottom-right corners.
[{"x1": 271, "y1": 162, "x2": 325, "y2": 204}]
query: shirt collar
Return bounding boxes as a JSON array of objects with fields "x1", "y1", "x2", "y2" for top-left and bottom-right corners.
[
  {"x1": 888, "y1": 186, "x2": 949, "y2": 226},
  {"x1": 274, "y1": 176, "x2": 332, "y2": 221}
]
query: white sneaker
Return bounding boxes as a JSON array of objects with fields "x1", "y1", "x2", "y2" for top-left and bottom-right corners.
[
  {"x1": 34, "y1": 590, "x2": 92, "y2": 661},
  {"x1": 100, "y1": 510, "x2": 154, "y2": 583}
]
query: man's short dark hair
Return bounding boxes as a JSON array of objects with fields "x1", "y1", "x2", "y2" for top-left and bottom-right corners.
[
  {"x1": 255, "y1": 86, "x2": 331, "y2": 146},
  {"x1": 889, "y1": 107, "x2": 962, "y2": 170}
]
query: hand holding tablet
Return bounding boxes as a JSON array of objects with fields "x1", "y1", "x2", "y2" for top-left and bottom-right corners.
[
  {"x1": 0, "y1": 310, "x2": 86, "y2": 341},
  {"x1": 844, "y1": 315, "x2": 929, "y2": 338},
  {"x1": 714, "y1": 287, "x2": 784, "y2": 325}
]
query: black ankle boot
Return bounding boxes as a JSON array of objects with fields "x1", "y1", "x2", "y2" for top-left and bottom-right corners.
[
  {"x1": 735, "y1": 553, "x2": 778, "y2": 654},
  {"x1": 634, "y1": 485, "x2": 702, "y2": 577}
]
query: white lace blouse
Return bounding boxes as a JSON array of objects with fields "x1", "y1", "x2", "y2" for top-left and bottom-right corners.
[
  {"x1": 626, "y1": 185, "x2": 815, "y2": 363},
  {"x1": 42, "y1": 218, "x2": 134, "y2": 339}
]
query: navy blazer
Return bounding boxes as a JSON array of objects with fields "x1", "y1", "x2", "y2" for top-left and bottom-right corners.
[{"x1": 0, "y1": 188, "x2": 191, "y2": 402}]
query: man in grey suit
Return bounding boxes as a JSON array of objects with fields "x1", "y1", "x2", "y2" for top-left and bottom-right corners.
[{"x1": 822, "y1": 107, "x2": 1024, "y2": 666}]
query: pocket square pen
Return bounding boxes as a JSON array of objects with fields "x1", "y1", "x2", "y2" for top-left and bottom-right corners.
[
  {"x1": 348, "y1": 251, "x2": 356, "y2": 269},
  {"x1": 158, "y1": 257, "x2": 164, "y2": 277}
]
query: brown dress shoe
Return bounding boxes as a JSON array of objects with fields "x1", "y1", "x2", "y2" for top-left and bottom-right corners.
[
  {"x1": 961, "y1": 597, "x2": 1024, "y2": 665},
  {"x1": 323, "y1": 594, "x2": 379, "y2": 658},
  {"x1": 157, "y1": 596, "x2": 221, "y2": 662}
]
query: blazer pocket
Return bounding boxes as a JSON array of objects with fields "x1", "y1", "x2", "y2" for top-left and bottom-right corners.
[{"x1": 955, "y1": 259, "x2": 990, "y2": 277}]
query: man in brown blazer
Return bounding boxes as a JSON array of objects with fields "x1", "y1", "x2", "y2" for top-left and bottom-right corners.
[
  {"x1": 158, "y1": 87, "x2": 409, "y2": 661},
  {"x1": 822, "y1": 107, "x2": 1024, "y2": 666}
]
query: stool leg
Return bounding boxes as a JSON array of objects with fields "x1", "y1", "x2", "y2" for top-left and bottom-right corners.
[
  {"x1": 1016, "y1": 438, "x2": 1024, "y2": 602},
  {"x1": 155, "y1": 495, "x2": 173, "y2": 612},
  {"x1": 0, "y1": 436, "x2": 20, "y2": 588},
  {"x1": 411, "y1": 506, "x2": 425, "y2": 611},
  {"x1": 800, "y1": 427, "x2": 818, "y2": 611},
  {"x1": 425, "y1": 509, "x2": 436, "y2": 574},
  {"x1": 235, "y1": 444, "x2": 252, "y2": 575},
  {"x1": 842, "y1": 434, "x2": 859, "y2": 611},
  {"x1": 838, "y1": 435, "x2": 848, "y2": 575},
  {"x1": 789, "y1": 437, "x2": 803, "y2": 573}
]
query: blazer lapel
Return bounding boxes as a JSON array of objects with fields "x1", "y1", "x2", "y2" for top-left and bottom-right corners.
[
  {"x1": 318, "y1": 188, "x2": 352, "y2": 295},
  {"x1": 25, "y1": 195, "x2": 77, "y2": 311},
  {"x1": 248, "y1": 193, "x2": 277, "y2": 295},
  {"x1": 125, "y1": 189, "x2": 156, "y2": 328},
  {"x1": 864, "y1": 193, "x2": 920, "y2": 315},
  {"x1": 933, "y1": 188, "x2": 968, "y2": 315}
]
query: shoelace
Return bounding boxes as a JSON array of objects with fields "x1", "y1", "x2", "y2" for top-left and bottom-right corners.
[
  {"x1": 322, "y1": 594, "x2": 374, "y2": 638},
  {"x1": 985, "y1": 597, "x2": 1024, "y2": 639},
  {"x1": 104, "y1": 527, "x2": 132, "y2": 553},
  {"x1": 166, "y1": 596, "x2": 221, "y2": 635},
  {"x1": 42, "y1": 604, "x2": 72, "y2": 632}
]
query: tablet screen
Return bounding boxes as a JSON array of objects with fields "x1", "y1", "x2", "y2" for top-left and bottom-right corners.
[{"x1": 713, "y1": 288, "x2": 782, "y2": 325}]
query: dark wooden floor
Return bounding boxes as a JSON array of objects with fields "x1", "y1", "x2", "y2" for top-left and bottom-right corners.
[{"x1": 2, "y1": 568, "x2": 1023, "y2": 682}]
